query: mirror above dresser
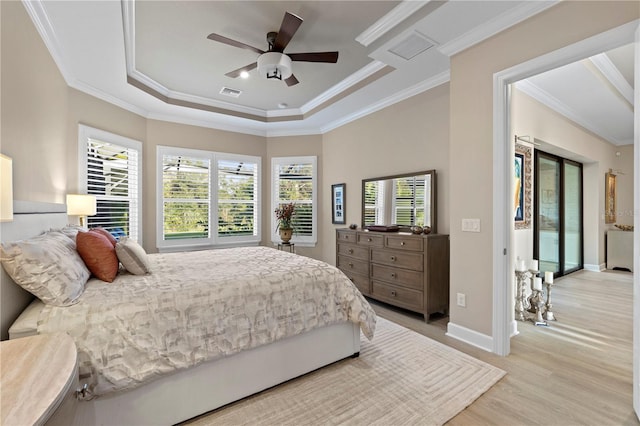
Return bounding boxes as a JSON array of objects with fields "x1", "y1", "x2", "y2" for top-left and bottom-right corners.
[{"x1": 361, "y1": 170, "x2": 437, "y2": 233}]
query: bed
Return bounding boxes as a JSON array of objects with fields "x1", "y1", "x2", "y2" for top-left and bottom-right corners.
[{"x1": 0, "y1": 201, "x2": 376, "y2": 425}]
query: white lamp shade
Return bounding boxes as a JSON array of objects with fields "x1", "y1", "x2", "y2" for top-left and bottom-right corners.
[
  {"x1": 257, "y1": 52, "x2": 293, "y2": 80},
  {"x1": 66, "y1": 194, "x2": 97, "y2": 216},
  {"x1": 0, "y1": 154, "x2": 13, "y2": 222}
]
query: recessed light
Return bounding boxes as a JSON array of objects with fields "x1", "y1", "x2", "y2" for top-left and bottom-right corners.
[
  {"x1": 278, "y1": 102, "x2": 288, "y2": 109},
  {"x1": 240, "y1": 71, "x2": 249, "y2": 79}
]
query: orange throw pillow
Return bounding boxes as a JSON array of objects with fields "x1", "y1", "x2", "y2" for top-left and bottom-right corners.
[
  {"x1": 76, "y1": 231, "x2": 119, "y2": 282},
  {"x1": 89, "y1": 227, "x2": 117, "y2": 248}
]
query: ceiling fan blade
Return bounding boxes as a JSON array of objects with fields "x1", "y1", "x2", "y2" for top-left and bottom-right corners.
[
  {"x1": 285, "y1": 74, "x2": 299, "y2": 87},
  {"x1": 207, "y1": 33, "x2": 265, "y2": 55},
  {"x1": 225, "y1": 62, "x2": 257, "y2": 78},
  {"x1": 288, "y1": 52, "x2": 339, "y2": 63},
  {"x1": 273, "y1": 12, "x2": 303, "y2": 52}
]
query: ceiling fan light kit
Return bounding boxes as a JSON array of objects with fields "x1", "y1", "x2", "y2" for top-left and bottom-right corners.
[
  {"x1": 207, "y1": 11, "x2": 338, "y2": 87},
  {"x1": 258, "y1": 52, "x2": 293, "y2": 81}
]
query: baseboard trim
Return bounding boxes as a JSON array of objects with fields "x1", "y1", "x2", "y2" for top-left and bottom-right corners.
[
  {"x1": 584, "y1": 263, "x2": 605, "y2": 272},
  {"x1": 446, "y1": 322, "x2": 494, "y2": 352}
]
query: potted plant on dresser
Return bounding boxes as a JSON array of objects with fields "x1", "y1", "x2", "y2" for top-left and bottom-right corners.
[{"x1": 275, "y1": 203, "x2": 295, "y2": 243}]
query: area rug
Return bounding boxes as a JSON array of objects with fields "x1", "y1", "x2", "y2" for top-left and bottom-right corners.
[{"x1": 186, "y1": 317, "x2": 506, "y2": 426}]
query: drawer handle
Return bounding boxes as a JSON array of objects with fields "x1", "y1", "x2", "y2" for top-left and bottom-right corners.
[
  {"x1": 367, "y1": 238, "x2": 372, "y2": 242},
  {"x1": 400, "y1": 241, "x2": 405, "y2": 246},
  {"x1": 391, "y1": 273, "x2": 396, "y2": 279},
  {"x1": 345, "y1": 235, "x2": 349, "y2": 239},
  {"x1": 390, "y1": 290, "x2": 397, "y2": 297},
  {"x1": 348, "y1": 262, "x2": 354, "y2": 268},
  {"x1": 390, "y1": 256, "x2": 396, "y2": 262},
  {"x1": 348, "y1": 248, "x2": 354, "y2": 254}
]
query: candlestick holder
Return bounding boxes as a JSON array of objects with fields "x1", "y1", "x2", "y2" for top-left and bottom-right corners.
[
  {"x1": 529, "y1": 289, "x2": 548, "y2": 326},
  {"x1": 526, "y1": 269, "x2": 540, "y2": 313},
  {"x1": 514, "y1": 269, "x2": 531, "y2": 321},
  {"x1": 543, "y1": 280, "x2": 556, "y2": 321}
]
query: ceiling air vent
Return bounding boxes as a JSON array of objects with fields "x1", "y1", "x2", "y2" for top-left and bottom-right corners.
[
  {"x1": 388, "y1": 32, "x2": 435, "y2": 60},
  {"x1": 220, "y1": 87, "x2": 242, "y2": 98}
]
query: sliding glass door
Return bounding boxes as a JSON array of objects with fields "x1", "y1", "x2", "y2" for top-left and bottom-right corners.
[{"x1": 534, "y1": 151, "x2": 583, "y2": 277}]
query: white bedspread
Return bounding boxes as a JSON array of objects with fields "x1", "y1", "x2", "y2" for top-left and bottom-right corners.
[{"x1": 37, "y1": 247, "x2": 376, "y2": 397}]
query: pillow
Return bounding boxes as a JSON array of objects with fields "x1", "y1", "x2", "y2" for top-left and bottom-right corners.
[
  {"x1": 76, "y1": 231, "x2": 119, "y2": 283},
  {"x1": 116, "y1": 237, "x2": 151, "y2": 275},
  {"x1": 0, "y1": 231, "x2": 89, "y2": 306},
  {"x1": 614, "y1": 224, "x2": 634, "y2": 231},
  {"x1": 89, "y1": 227, "x2": 117, "y2": 247},
  {"x1": 53, "y1": 225, "x2": 84, "y2": 242}
]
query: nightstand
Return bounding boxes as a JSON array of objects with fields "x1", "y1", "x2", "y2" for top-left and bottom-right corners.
[{"x1": 1, "y1": 332, "x2": 78, "y2": 425}]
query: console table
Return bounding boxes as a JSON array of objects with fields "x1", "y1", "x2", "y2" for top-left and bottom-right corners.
[
  {"x1": 336, "y1": 229, "x2": 449, "y2": 321},
  {"x1": 607, "y1": 230, "x2": 633, "y2": 271}
]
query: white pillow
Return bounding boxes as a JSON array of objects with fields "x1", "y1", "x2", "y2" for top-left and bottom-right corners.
[
  {"x1": 115, "y1": 237, "x2": 151, "y2": 275},
  {"x1": 1, "y1": 231, "x2": 89, "y2": 306}
]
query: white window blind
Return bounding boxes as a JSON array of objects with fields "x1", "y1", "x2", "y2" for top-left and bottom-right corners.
[
  {"x1": 157, "y1": 146, "x2": 261, "y2": 249},
  {"x1": 217, "y1": 158, "x2": 259, "y2": 238},
  {"x1": 80, "y1": 125, "x2": 142, "y2": 242},
  {"x1": 271, "y1": 156, "x2": 317, "y2": 245},
  {"x1": 364, "y1": 180, "x2": 385, "y2": 225},
  {"x1": 162, "y1": 154, "x2": 210, "y2": 241},
  {"x1": 392, "y1": 176, "x2": 426, "y2": 227}
]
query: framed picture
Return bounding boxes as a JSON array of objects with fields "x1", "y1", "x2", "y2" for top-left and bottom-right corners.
[
  {"x1": 332, "y1": 183, "x2": 346, "y2": 225},
  {"x1": 605, "y1": 171, "x2": 616, "y2": 224},
  {"x1": 514, "y1": 143, "x2": 532, "y2": 229}
]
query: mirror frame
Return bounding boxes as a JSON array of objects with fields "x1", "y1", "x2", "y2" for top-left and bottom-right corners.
[{"x1": 361, "y1": 169, "x2": 437, "y2": 233}]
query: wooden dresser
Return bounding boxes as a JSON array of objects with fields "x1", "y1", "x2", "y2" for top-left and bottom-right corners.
[{"x1": 336, "y1": 229, "x2": 449, "y2": 321}]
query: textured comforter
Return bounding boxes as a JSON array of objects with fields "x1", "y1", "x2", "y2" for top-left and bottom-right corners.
[{"x1": 37, "y1": 247, "x2": 376, "y2": 397}]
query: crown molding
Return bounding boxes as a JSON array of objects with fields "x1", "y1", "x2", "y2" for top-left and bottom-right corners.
[
  {"x1": 589, "y1": 53, "x2": 634, "y2": 105},
  {"x1": 147, "y1": 112, "x2": 268, "y2": 137},
  {"x1": 355, "y1": 1, "x2": 430, "y2": 47},
  {"x1": 438, "y1": 1, "x2": 559, "y2": 57},
  {"x1": 300, "y1": 61, "x2": 388, "y2": 114},
  {"x1": 515, "y1": 79, "x2": 624, "y2": 146},
  {"x1": 321, "y1": 70, "x2": 450, "y2": 134},
  {"x1": 22, "y1": 0, "x2": 73, "y2": 85}
]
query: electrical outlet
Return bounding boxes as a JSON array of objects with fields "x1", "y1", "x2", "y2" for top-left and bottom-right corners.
[
  {"x1": 461, "y1": 218, "x2": 481, "y2": 233},
  {"x1": 456, "y1": 293, "x2": 466, "y2": 308}
]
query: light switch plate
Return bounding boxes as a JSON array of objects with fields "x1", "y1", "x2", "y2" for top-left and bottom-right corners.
[{"x1": 462, "y1": 218, "x2": 481, "y2": 233}]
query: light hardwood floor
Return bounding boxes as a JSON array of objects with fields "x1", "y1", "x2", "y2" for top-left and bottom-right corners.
[{"x1": 371, "y1": 269, "x2": 639, "y2": 426}]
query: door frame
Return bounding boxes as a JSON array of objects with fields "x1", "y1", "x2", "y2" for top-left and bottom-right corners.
[{"x1": 492, "y1": 22, "x2": 639, "y2": 415}]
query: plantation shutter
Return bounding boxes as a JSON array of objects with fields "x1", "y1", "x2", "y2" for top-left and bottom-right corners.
[
  {"x1": 364, "y1": 180, "x2": 385, "y2": 225},
  {"x1": 393, "y1": 176, "x2": 426, "y2": 226},
  {"x1": 217, "y1": 159, "x2": 258, "y2": 237},
  {"x1": 86, "y1": 138, "x2": 140, "y2": 240},
  {"x1": 276, "y1": 161, "x2": 313, "y2": 236},
  {"x1": 162, "y1": 154, "x2": 210, "y2": 241}
]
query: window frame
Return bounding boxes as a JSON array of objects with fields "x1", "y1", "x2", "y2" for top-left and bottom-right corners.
[
  {"x1": 271, "y1": 156, "x2": 317, "y2": 247},
  {"x1": 156, "y1": 146, "x2": 261, "y2": 251},
  {"x1": 78, "y1": 124, "x2": 142, "y2": 243}
]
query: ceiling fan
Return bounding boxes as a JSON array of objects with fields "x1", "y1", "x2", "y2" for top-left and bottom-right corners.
[{"x1": 207, "y1": 11, "x2": 339, "y2": 87}]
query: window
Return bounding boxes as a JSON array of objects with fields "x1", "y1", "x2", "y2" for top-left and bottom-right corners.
[
  {"x1": 364, "y1": 180, "x2": 385, "y2": 225},
  {"x1": 392, "y1": 176, "x2": 427, "y2": 227},
  {"x1": 157, "y1": 146, "x2": 260, "y2": 249},
  {"x1": 79, "y1": 125, "x2": 142, "y2": 242},
  {"x1": 271, "y1": 156, "x2": 317, "y2": 246}
]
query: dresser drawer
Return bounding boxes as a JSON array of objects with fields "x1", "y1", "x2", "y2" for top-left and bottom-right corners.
[
  {"x1": 337, "y1": 230, "x2": 357, "y2": 243},
  {"x1": 372, "y1": 281, "x2": 423, "y2": 311},
  {"x1": 341, "y1": 271, "x2": 370, "y2": 295},
  {"x1": 385, "y1": 235, "x2": 423, "y2": 251},
  {"x1": 371, "y1": 248, "x2": 423, "y2": 271},
  {"x1": 357, "y1": 233, "x2": 384, "y2": 247},
  {"x1": 337, "y1": 256, "x2": 369, "y2": 276},
  {"x1": 370, "y1": 264, "x2": 423, "y2": 291},
  {"x1": 337, "y1": 243, "x2": 369, "y2": 261}
]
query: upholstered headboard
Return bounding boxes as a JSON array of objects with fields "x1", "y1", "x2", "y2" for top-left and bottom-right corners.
[{"x1": 0, "y1": 201, "x2": 68, "y2": 340}]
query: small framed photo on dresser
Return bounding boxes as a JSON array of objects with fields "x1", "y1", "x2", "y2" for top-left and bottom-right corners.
[{"x1": 331, "y1": 183, "x2": 346, "y2": 225}]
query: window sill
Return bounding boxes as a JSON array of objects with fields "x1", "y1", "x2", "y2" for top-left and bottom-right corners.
[{"x1": 158, "y1": 241, "x2": 260, "y2": 253}]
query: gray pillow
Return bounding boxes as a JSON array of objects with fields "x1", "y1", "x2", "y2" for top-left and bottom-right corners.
[
  {"x1": 115, "y1": 237, "x2": 151, "y2": 275},
  {"x1": 1, "y1": 231, "x2": 89, "y2": 306}
]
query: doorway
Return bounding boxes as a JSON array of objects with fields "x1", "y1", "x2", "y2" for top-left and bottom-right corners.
[{"x1": 534, "y1": 151, "x2": 583, "y2": 277}]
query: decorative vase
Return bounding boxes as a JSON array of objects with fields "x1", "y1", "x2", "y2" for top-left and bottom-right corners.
[{"x1": 279, "y1": 228, "x2": 293, "y2": 243}]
